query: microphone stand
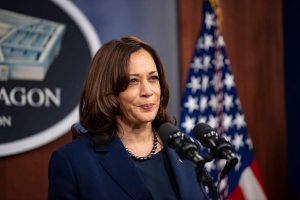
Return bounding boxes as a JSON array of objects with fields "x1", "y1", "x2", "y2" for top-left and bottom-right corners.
[
  {"x1": 195, "y1": 157, "x2": 220, "y2": 200},
  {"x1": 182, "y1": 140, "x2": 220, "y2": 200}
]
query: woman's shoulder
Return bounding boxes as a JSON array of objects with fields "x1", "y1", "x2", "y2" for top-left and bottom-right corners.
[{"x1": 52, "y1": 134, "x2": 94, "y2": 158}]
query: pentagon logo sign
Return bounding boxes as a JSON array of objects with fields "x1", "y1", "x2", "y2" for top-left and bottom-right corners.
[{"x1": 0, "y1": 0, "x2": 100, "y2": 157}]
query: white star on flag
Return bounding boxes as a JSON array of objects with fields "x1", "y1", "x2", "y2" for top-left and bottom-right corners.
[
  {"x1": 224, "y1": 94, "x2": 234, "y2": 111},
  {"x1": 181, "y1": 116, "x2": 196, "y2": 133},
  {"x1": 222, "y1": 113, "x2": 233, "y2": 130},
  {"x1": 232, "y1": 134, "x2": 244, "y2": 151},
  {"x1": 204, "y1": 34, "x2": 213, "y2": 50},
  {"x1": 205, "y1": 12, "x2": 215, "y2": 29},
  {"x1": 234, "y1": 113, "x2": 246, "y2": 129},
  {"x1": 224, "y1": 73, "x2": 235, "y2": 90},
  {"x1": 192, "y1": 57, "x2": 203, "y2": 72},
  {"x1": 203, "y1": 55, "x2": 212, "y2": 71},
  {"x1": 187, "y1": 76, "x2": 201, "y2": 93},
  {"x1": 201, "y1": 75, "x2": 209, "y2": 92},
  {"x1": 209, "y1": 94, "x2": 218, "y2": 111},
  {"x1": 184, "y1": 96, "x2": 199, "y2": 113},
  {"x1": 199, "y1": 96, "x2": 208, "y2": 112}
]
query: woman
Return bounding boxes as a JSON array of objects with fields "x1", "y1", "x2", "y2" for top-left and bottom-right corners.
[{"x1": 48, "y1": 36, "x2": 207, "y2": 200}]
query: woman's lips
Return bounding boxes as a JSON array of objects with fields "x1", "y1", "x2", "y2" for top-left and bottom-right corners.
[{"x1": 139, "y1": 104, "x2": 154, "y2": 111}]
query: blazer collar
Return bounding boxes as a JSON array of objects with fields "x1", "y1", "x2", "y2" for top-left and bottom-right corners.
[{"x1": 93, "y1": 135, "x2": 153, "y2": 200}]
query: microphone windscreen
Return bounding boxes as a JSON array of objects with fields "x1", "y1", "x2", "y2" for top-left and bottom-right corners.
[
  {"x1": 192, "y1": 123, "x2": 214, "y2": 143},
  {"x1": 158, "y1": 122, "x2": 179, "y2": 144}
]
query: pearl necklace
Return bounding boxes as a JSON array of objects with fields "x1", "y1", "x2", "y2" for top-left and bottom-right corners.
[{"x1": 125, "y1": 132, "x2": 158, "y2": 161}]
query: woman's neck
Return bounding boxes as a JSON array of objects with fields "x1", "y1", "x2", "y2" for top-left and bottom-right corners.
[{"x1": 116, "y1": 119, "x2": 153, "y2": 143}]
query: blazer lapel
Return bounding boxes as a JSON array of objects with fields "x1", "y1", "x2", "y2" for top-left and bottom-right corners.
[
  {"x1": 94, "y1": 135, "x2": 152, "y2": 200},
  {"x1": 165, "y1": 147, "x2": 206, "y2": 200}
]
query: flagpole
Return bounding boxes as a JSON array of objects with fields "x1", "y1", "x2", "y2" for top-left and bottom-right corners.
[{"x1": 208, "y1": 0, "x2": 223, "y2": 32}]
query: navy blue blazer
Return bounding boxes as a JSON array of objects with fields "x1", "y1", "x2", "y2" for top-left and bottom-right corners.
[{"x1": 48, "y1": 133, "x2": 208, "y2": 200}]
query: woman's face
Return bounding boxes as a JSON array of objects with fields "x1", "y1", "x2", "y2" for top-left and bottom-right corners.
[{"x1": 117, "y1": 49, "x2": 161, "y2": 127}]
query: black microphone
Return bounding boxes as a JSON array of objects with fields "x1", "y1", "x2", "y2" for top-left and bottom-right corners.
[
  {"x1": 192, "y1": 123, "x2": 238, "y2": 179},
  {"x1": 158, "y1": 122, "x2": 205, "y2": 165}
]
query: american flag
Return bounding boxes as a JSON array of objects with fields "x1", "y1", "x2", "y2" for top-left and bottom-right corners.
[{"x1": 179, "y1": 1, "x2": 267, "y2": 199}]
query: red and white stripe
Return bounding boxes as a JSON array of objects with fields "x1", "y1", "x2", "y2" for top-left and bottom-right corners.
[{"x1": 228, "y1": 160, "x2": 267, "y2": 200}]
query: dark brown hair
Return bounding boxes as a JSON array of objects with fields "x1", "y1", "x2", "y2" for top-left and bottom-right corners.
[{"x1": 79, "y1": 36, "x2": 173, "y2": 143}]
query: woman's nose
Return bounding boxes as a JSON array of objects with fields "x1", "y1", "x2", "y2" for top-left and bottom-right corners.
[{"x1": 140, "y1": 81, "x2": 153, "y2": 97}]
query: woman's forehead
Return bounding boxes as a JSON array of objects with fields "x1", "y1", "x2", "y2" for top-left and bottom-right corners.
[{"x1": 127, "y1": 50, "x2": 157, "y2": 74}]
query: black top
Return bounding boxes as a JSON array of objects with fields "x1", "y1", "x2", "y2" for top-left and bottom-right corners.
[{"x1": 133, "y1": 149, "x2": 179, "y2": 200}]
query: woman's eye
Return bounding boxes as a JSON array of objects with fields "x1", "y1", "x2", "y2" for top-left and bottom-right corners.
[
  {"x1": 149, "y1": 75, "x2": 159, "y2": 81},
  {"x1": 129, "y1": 78, "x2": 139, "y2": 84}
]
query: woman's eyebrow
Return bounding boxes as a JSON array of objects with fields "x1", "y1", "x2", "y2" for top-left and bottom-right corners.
[{"x1": 128, "y1": 71, "x2": 158, "y2": 76}]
